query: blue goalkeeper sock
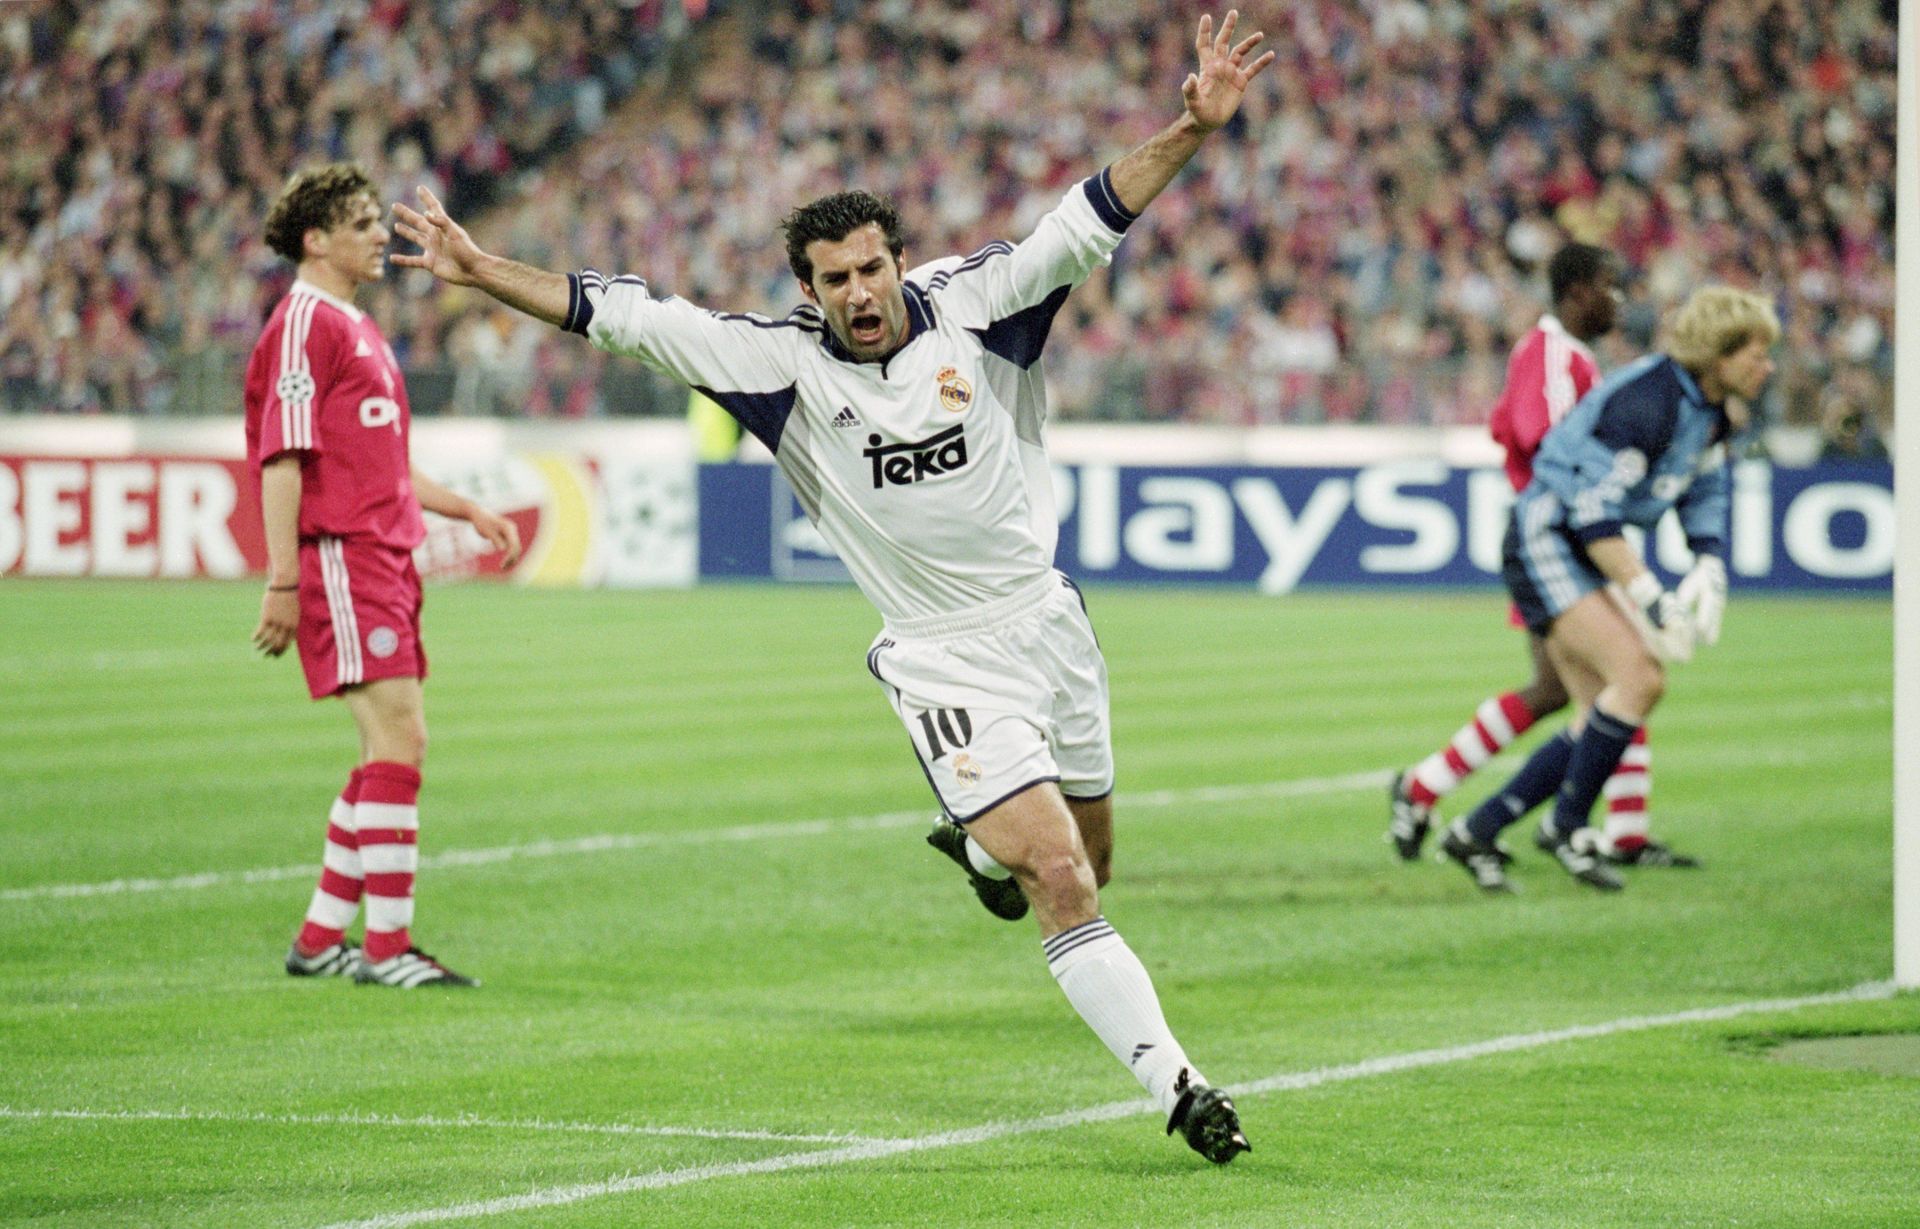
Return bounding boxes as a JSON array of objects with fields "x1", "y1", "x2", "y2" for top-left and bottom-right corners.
[
  {"x1": 1547, "y1": 706, "x2": 1640, "y2": 840},
  {"x1": 1463, "y1": 729, "x2": 1576, "y2": 844}
]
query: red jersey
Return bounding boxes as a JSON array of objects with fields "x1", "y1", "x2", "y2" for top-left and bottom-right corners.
[
  {"x1": 1486, "y1": 314, "x2": 1598, "y2": 492},
  {"x1": 244, "y1": 280, "x2": 425, "y2": 550}
]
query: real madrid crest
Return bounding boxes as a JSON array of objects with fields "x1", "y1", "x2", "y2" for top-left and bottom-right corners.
[
  {"x1": 952, "y1": 751, "x2": 983, "y2": 786},
  {"x1": 935, "y1": 366, "x2": 972, "y2": 414}
]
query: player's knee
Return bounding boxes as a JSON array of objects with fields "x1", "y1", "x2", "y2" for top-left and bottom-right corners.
[
  {"x1": 1024, "y1": 850, "x2": 1097, "y2": 913},
  {"x1": 378, "y1": 714, "x2": 428, "y2": 767},
  {"x1": 1619, "y1": 660, "x2": 1665, "y2": 711},
  {"x1": 1523, "y1": 676, "x2": 1569, "y2": 715}
]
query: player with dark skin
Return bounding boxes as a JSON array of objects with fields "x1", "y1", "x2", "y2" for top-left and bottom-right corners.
[
  {"x1": 1499, "y1": 262, "x2": 1622, "y2": 723},
  {"x1": 1388, "y1": 252, "x2": 1628, "y2": 861}
]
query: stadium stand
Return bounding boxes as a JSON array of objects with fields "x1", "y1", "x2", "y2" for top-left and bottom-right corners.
[
  {"x1": 0, "y1": 0, "x2": 693, "y2": 416},
  {"x1": 0, "y1": 0, "x2": 1894, "y2": 431}
]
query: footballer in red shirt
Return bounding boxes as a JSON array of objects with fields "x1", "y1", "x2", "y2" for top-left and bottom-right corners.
[
  {"x1": 245, "y1": 163, "x2": 521, "y2": 987},
  {"x1": 1386, "y1": 244, "x2": 1695, "y2": 871}
]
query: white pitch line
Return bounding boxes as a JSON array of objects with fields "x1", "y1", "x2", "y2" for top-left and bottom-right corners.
[
  {"x1": 0, "y1": 769, "x2": 1393, "y2": 904},
  {"x1": 0, "y1": 1105, "x2": 887, "y2": 1144},
  {"x1": 321, "y1": 979, "x2": 1899, "y2": 1229},
  {"x1": 0, "y1": 646, "x2": 248, "y2": 676}
]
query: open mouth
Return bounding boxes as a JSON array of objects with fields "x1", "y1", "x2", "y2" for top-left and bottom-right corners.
[{"x1": 848, "y1": 312, "x2": 884, "y2": 347}]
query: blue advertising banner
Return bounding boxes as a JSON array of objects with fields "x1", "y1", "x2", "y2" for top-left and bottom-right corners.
[{"x1": 697, "y1": 460, "x2": 1892, "y2": 593}]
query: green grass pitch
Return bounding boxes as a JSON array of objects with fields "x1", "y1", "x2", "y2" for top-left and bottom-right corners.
[{"x1": 0, "y1": 579, "x2": 1910, "y2": 1228}]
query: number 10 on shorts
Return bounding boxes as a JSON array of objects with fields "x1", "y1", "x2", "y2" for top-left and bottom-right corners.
[{"x1": 914, "y1": 707, "x2": 973, "y2": 761}]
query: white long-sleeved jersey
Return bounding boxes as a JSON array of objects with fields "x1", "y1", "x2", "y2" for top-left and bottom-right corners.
[{"x1": 560, "y1": 170, "x2": 1139, "y2": 624}]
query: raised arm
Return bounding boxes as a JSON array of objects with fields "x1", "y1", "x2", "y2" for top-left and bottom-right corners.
[
  {"x1": 394, "y1": 185, "x2": 795, "y2": 425},
  {"x1": 1108, "y1": 10, "x2": 1275, "y2": 215},
  {"x1": 390, "y1": 187, "x2": 570, "y2": 327},
  {"x1": 924, "y1": 9, "x2": 1275, "y2": 331}
]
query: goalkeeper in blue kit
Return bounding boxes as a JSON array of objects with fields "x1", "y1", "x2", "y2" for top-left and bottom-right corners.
[{"x1": 1439, "y1": 287, "x2": 1780, "y2": 894}]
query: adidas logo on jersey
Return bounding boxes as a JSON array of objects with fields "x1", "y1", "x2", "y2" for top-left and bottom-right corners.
[
  {"x1": 831, "y1": 406, "x2": 862, "y2": 428},
  {"x1": 864, "y1": 424, "x2": 969, "y2": 489}
]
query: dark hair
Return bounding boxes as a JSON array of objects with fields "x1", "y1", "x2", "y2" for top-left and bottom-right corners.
[
  {"x1": 1547, "y1": 243, "x2": 1615, "y2": 302},
  {"x1": 263, "y1": 163, "x2": 377, "y2": 263},
  {"x1": 781, "y1": 190, "x2": 904, "y2": 283}
]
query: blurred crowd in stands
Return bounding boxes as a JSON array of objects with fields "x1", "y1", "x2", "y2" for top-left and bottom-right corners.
[
  {"x1": 0, "y1": 0, "x2": 1897, "y2": 443},
  {"x1": 0, "y1": 0, "x2": 688, "y2": 416}
]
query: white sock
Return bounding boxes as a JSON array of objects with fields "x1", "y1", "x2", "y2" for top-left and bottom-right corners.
[
  {"x1": 964, "y1": 834, "x2": 1012, "y2": 880},
  {"x1": 1044, "y1": 917, "x2": 1202, "y2": 1117}
]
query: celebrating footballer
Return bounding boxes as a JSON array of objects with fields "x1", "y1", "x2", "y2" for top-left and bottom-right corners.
[{"x1": 391, "y1": 10, "x2": 1274, "y2": 1162}]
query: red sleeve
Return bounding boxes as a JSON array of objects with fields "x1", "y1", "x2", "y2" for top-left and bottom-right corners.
[
  {"x1": 1568, "y1": 348, "x2": 1598, "y2": 403},
  {"x1": 1499, "y1": 328, "x2": 1585, "y2": 466},
  {"x1": 1489, "y1": 330, "x2": 1541, "y2": 457},
  {"x1": 254, "y1": 297, "x2": 338, "y2": 461}
]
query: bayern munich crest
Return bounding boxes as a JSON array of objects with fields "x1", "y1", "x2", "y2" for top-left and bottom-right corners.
[{"x1": 366, "y1": 627, "x2": 400, "y2": 658}]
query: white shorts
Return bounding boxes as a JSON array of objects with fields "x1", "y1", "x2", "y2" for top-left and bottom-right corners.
[{"x1": 867, "y1": 572, "x2": 1114, "y2": 823}]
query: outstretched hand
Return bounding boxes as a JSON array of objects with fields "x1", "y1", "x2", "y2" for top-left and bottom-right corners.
[
  {"x1": 1182, "y1": 10, "x2": 1276, "y2": 134},
  {"x1": 391, "y1": 186, "x2": 487, "y2": 287}
]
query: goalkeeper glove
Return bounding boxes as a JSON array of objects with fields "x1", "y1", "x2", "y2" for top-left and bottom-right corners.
[
  {"x1": 1610, "y1": 571, "x2": 1696, "y2": 664},
  {"x1": 1675, "y1": 554, "x2": 1727, "y2": 647}
]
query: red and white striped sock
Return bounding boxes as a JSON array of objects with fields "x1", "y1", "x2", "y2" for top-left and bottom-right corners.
[
  {"x1": 1406, "y1": 692, "x2": 1536, "y2": 808},
  {"x1": 358, "y1": 761, "x2": 421, "y2": 963},
  {"x1": 1601, "y1": 726, "x2": 1652, "y2": 853},
  {"x1": 296, "y1": 769, "x2": 365, "y2": 954}
]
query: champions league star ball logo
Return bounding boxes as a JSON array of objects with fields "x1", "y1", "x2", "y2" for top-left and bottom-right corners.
[
  {"x1": 275, "y1": 370, "x2": 316, "y2": 404},
  {"x1": 935, "y1": 366, "x2": 972, "y2": 413}
]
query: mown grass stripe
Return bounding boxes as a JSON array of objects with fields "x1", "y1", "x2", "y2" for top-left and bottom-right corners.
[
  {"x1": 0, "y1": 1105, "x2": 890, "y2": 1144},
  {"x1": 0, "y1": 770, "x2": 1392, "y2": 903},
  {"x1": 323, "y1": 980, "x2": 1898, "y2": 1229}
]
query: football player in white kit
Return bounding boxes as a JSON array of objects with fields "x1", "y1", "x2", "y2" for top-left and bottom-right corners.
[{"x1": 392, "y1": 11, "x2": 1275, "y2": 1164}]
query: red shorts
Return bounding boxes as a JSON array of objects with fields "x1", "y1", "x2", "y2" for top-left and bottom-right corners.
[{"x1": 296, "y1": 537, "x2": 427, "y2": 699}]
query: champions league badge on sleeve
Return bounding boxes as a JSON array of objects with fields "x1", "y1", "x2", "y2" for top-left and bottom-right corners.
[{"x1": 275, "y1": 370, "x2": 316, "y2": 405}]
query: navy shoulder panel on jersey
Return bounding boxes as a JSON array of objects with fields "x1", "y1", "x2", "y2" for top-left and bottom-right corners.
[
  {"x1": 966, "y1": 284, "x2": 1072, "y2": 371},
  {"x1": 903, "y1": 283, "x2": 936, "y2": 334},
  {"x1": 1591, "y1": 358, "x2": 1685, "y2": 459},
  {"x1": 694, "y1": 383, "x2": 798, "y2": 454}
]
